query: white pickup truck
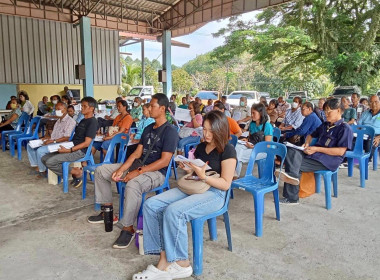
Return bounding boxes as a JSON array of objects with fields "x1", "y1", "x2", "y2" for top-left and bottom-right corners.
[
  {"x1": 227, "y1": 91, "x2": 260, "y2": 108},
  {"x1": 125, "y1": 86, "x2": 154, "y2": 104}
]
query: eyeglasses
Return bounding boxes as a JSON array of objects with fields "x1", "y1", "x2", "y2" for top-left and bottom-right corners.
[{"x1": 323, "y1": 108, "x2": 338, "y2": 114}]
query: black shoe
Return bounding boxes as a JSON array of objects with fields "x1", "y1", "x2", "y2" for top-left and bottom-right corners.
[
  {"x1": 112, "y1": 230, "x2": 135, "y2": 249},
  {"x1": 70, "y1": 178, "x2": 76, "y2": 185},
  {"x1": 280, "y1": 198, "x2": 299, "y2": 205},
  {"x1": 87, "y1": 213, "x2": 104, "y2": 224},
  {"x1": 72, "y1": 178, "x2": 82, "y2": 188}
]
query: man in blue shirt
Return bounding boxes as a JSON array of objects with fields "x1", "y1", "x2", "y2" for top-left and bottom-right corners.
[
  {"x1": 284, "y1": 102, "x2": 322, "y2": 145},
  {"x1": 277, "y1": 98, "x2": 353, "y2": 204},
  {"x1": 357, "y1": 95, "x2": 380, "y2": 160}
]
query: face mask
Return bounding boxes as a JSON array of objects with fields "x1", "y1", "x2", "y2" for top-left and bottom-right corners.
[
  {"x1": 292, "y1": 102, "x2": 299, "y2": 109},
  {"x1": 55, "y1": 110, "x2": 63, "y2": 117},
  {"x1": 10, "y1": 104, "x2": 17, "y2": 109},
  {"x1": 133, "y1": 102, "x2": 139, "y2": 107},
  {"x1": 240, "y1": 101, "x2": 245, "y2": 107},
  {"x1": 52, "y1": 100, "x2": 58, "y2": 105}
]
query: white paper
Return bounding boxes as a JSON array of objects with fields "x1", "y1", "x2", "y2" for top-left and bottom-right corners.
[
  {"x1": 174, "y1": 155, "x2": 211, "y2": 170},
  {"x1": 95, "y1": 135, "x2": 104, "y2": 142},
  {"x1": 174, "y1": 108, "x2": 192, "y2": 122},
  {"x1": 241, "y1": 131, "x2": 249, "y2": 138},
  {"x1": 47, "y1": 142, "x2": 74, "y2": 153},
  {"x1": 28, "y1": 139, "x2": 44, "y2": 149},
  {"x1": 285, "y1": 142, "x2": 305, "y2": 151}
]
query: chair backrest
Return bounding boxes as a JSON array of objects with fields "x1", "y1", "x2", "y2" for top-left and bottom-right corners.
[
  {"x1": 351, "y1": 125, "x2": 375, "y2": 154},
  {"x1": 273, "y1": 127, "x2": 281, "y2": 143},
  {"x1": 69, "y1": 129, "x2": 75, "y2": 141},
  {"x1": 25, "y1": 116, "x2": 41, "y2": 136},
  {"x1": 84, "y1": 139, "x2": 95, "y2": 158},
  {"x1": 229, "y1": 135, "x2": 238, "y2": 147},
  {"x1": 245, "y1": 141, "x2": 287, "y2": 182},
  {"x1": 15, "y1": 112, "x2": 30, "y2": 131},
  {"x1": 103, "y1": 133, "x2": 130, "y2": 164},
  {"x1": 162, "y1": 156, "x2": 175, "y2": 188}
]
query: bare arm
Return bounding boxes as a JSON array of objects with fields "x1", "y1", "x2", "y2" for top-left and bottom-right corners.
[
  {"x1": 304, "y1": 146, "x2": 347, "y2": 156},
  {"x1": 0, "y1": 113, "x2": 18, "y2": 127}
]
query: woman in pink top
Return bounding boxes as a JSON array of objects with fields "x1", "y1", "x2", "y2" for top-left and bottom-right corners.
[{"x1": 177, "y1": 101, "x2": 203, "y2": 154}]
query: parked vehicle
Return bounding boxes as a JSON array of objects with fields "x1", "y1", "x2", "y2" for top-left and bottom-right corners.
[
  {"x1": 331, "y1": 86, "x2": 361, "y2": 99},
  {"x1": 286, "y1": 91, "x2": 308, "y2": 103},
  {"x1": 125, "y1": 86, "x2": 154, "y2": 104},
  {"x1": 227, "y1": 91, "x2": 260, "y2": 108},
  {"x1": 258, "y1": 92, "x2": 271, "y2": 100},
  {"x1": 194, "y1": 91, "x2": 220, "y2": 105}
]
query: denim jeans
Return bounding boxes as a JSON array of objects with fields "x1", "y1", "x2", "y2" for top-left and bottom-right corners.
[
  {"x1": 177, "y1": 136, "x2": 200, "y2": 151},
  {"x1": 143, "y1": 187, "x2": 226, "y2": 262},
  {"x1": 27, "y1": 144, "x2": 51, "y2": 172}
]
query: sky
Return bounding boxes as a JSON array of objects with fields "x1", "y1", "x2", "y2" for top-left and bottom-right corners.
[{"x1": 120, "y1": 11, "x2": 258, "y2": 67}]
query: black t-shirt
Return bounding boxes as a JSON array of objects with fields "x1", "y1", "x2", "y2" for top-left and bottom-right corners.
[
  {"x1": 139, "y1": 122, "x2": 179, "y2": 175},
  {"x1": 194, "y1": 142, "x2": 237, "y2": 174},
  {"x1": 73, "y1": 117, "x2": 98, "y2": 153}
]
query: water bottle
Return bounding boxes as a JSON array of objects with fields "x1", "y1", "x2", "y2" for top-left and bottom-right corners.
[
  {"x1": 104, "y1": 205, "x2": 113, "y2": 232},
  {"x1": 136, "y1": 230, "x2": 144, "y2": 255}
]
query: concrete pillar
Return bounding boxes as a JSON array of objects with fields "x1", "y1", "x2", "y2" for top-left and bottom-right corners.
[
  {"x1": 79, "y1": 17, "x2": 94, "y2": 97},
  {"x1": 141, "y1": 39, "x2": 145, "y2": 86},
  {"x1": 162, "y1": 30, "x2": 172, "y2": 97}
]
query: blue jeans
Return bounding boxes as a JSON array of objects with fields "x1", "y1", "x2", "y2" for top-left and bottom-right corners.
[
  {"x1": 27, "y1": 144, "x2": 51, "y2": 172},
  {"x1": 143, "y1": 187, "x2": 226, "y2": 262},
  {"x1": 177, "y1": 136, "x2": 200, "y2": 151}
]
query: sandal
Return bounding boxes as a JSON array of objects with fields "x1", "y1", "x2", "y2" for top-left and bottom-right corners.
[{"x1": 132, "y1": 265, "x2": 172, "y2": 280}]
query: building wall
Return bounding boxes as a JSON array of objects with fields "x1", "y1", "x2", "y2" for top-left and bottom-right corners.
[
  {"x1": 18, "y1": 84, "x2": 119, "y2": 110},
  {"x1": 0, "y1": 14, "x2": 120, "y2": 85}
]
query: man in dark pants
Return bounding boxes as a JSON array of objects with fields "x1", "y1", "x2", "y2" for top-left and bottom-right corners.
[{"x1": 277, "y1": 98, "x2": 353, "y2": 204}]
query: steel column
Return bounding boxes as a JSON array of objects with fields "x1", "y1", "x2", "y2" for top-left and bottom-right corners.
[
  {"x1": 162, "y1": 30, "x2": 171, "y2": 97},
  {"x1": 79, "y1": 16, "x2": 94, "y2": 97}
]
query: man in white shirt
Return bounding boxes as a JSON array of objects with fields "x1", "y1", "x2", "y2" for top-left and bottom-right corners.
[{"x1": 232, "y1": 96, "x2": 251, "y2": 129}]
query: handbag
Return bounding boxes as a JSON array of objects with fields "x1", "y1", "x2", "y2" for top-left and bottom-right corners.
[
  {"x1": 177, "y1": 171, "x2": 220, "y2": 195},
  {"x1": 108, "y1": 114, "x2": 129, "y2": 136},
  {"x1": 178, "y1": 126, "x2": 196, "y2": 138},
  {"x1": 287, "y1": 134, "x2": 303, "y2": 146},
  {"x1": 249, "y1": 121, "x2": 266, "y2": 145}
]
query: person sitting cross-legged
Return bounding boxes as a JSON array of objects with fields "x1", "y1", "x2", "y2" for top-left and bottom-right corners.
[
  {"x1": 277, "y1": 98, "x2": 353, "y2": 205},
  {"x1": 132, "y1": 110, "x2": 236, "y2": 280},
  {"x1": 87, "y1": 93, "x2": 179, "y2": 249},
  {"x1": 27, "y1": 102, "x2": 76, "y2": 178},
  {"x1": 41, "y1": 97, "x2": 98, "y2": 185}
]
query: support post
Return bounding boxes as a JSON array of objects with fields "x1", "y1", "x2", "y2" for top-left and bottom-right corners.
[
  {"x1": 141, "y1": 39, "x2": 145, "y2": 86},
  {"x1": 162, "y1": 30, "x2": 172, "y2": 97},
  {"x1": 79, "y1": 16, "x2": 94, "y2": 97}
]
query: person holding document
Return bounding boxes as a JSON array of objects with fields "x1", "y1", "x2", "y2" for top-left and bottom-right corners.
[
  {"x1": 27, "y1": 102, "x2": 76, "y2": 178},
  {"x1": 277, "y1": 98, "x2": 353, "y2": 205}
]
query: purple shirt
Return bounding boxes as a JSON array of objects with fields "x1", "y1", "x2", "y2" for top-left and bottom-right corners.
[{"x1": 308, "y1": 119, "x2": 353, "y2": 171}]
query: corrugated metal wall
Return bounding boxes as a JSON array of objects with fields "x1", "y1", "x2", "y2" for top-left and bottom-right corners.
[{"x1": 0, "y1": 14, "x2": 120, "y2": 85}]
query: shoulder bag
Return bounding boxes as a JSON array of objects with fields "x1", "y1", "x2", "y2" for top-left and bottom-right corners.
[
  {"x1": 177, "y1": 171, "x2": 220, "y2": 195},
  {"x1": 249, "y1": 121, "x2": 267, "y2": 145}
]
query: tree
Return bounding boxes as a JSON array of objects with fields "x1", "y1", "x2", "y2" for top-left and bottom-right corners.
[{"x1": 172, "y1": 69, "x2": 193, "y2": 95}]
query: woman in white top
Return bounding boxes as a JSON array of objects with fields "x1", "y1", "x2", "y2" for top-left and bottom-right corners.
[{"x1": 18, "y1": 91, "x2": 35, "y2": 116}]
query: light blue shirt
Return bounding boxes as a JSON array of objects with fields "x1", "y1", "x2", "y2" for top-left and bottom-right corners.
[
  {"x1": 135, "y1": 117, "x2": 155, "y2": 140},
  {"x1": 358, "y1": 110, "x2": 380, "y2": 135},
  {"x1": 283, "y1": 108, "x2": 304, "y2": 130},
  {"x1": 249, "y1": 121, "x2": 273, "y2": 139}
]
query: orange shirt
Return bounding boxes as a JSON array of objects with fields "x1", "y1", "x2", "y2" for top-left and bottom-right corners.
[
  {"x1": 112, "y1": 113, "x2": 133, "y2": 133},
  {"x1": 227, "y1": 116, "x2": 241, "y2": 135}
]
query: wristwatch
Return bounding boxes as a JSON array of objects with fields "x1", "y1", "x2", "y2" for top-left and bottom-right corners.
[
  {"x1": 137, "y1": 167, "x2": 143, "y2": 174},
  {"x1": 54, "y1": 140, "x2": 56, "y2": 144}
]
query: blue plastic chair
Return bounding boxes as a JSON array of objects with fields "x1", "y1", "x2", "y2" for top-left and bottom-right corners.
[
  {"x1": 9, "y1": 116, "x2": 41, "y2": 159},
  {"x1": 184, "y1": 140, "x2": 201, "y2": 158},
  {"x1": 58, "y1": 139, "x2": 95, "y2": 193},
  {"x1": 82, "y1": 133, "x2": 129, "y2": 200},
  {"x1": 314, "y1": 169, "x2": 338, "y2": 210},
  {"x1": 257, "y1": 129, "x2": 280, "y2": 178},
  {"x1": 190, "y1": 187, "x2": 233, "y2": 276},
  {"x1": 373, "y1": 146, "x2": 379, "y2": 171},
  {"x1": 231, "y1": 142, "x2": 287, "y2": 237},
  {"x1": 229, "y1": 134, "x2": 238, "y2": 147},
  {"x1": 2, "y1": 112, "x2": 30, "y2": 151},
  {"x1": 273, "y1": 127, "x2": 281, "y2": 143},
  {"x1": 345, "y1": 125, "x2": 375, "y2": 188}
]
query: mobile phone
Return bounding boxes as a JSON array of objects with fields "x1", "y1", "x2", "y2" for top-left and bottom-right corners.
[{"x1": 185, "y1": 175, "x2": 200, "y2": 181}]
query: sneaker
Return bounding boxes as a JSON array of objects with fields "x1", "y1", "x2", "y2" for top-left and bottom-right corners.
[
  {"x1": 166, "y1": 262, "x2": 193, "y2": 279},
  {"x1": 87, "y1": 213, "x2": 118, "y2": 224},
  {"x1": 339, "y1": 163, "x2": 348, "y2": 169},
  {"x1": 280, "y1": 198, "x2": 299, "y2": 205},
  {"x1": 72, "y1": 178, "x2": 82, "y2": 188},
  {"x1": 275, "y1": 170, "x2": 300, "y2": 185},
  {"x1": 132, "y1": 265, "x2": 171, "y2": 280},
  {"x1": 112, "y1": 230, "x2": 135, "y2": 249}
]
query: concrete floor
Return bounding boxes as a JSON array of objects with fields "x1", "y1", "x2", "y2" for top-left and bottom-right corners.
[{"x1": 0, "y1": 150, "x2": 379, "y2": 280}]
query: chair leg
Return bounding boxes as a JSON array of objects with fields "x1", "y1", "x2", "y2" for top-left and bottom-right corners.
[
  {"x1": 347, "y1": 158, "x2": 354, "y2": 177},
  {"x1": 373, "y1": 147, "x2": 378, "y2": 171},
  {"x1": 230, "y1": 188, "x2": 234, "y2": 199},
  {"x1": 365, "y1": 158, "x2": 369, "y2": 180},
  {"x1": 172, "y1": 161, "x2": 178, "y2": 180},
  {"x1": 314, "y1": 173, "x2": 321, "y2": 193},
  {"x1": 332, "y1": 172, "x2": 338, "y2": 198},
  {"x1": 223, "y1": 212, "x2": 232, "y2": 251},
  {"x1": 10, "y1": 138, "x2": 15, "y2": 157},
  {"x1": 359, "y1": 159, "x2": 366, "y2": 188},
  {"x1": 273, "y1": 189, "x2": 280, "y2": 221},
  {"x1": 253, "y1": 193, "x2": 264, "y2": 237},
  {"x1": 119, "y1": 187, "x2": 125, "y2": 219},
  {"x1": 207, "y1": 218, "x2": 217, "y2": 241},
  {"x1": 82, "y1": 171, "x2": 87, "y2": 199},
  {"x1": 17, "y1": 139, "x2": 22, "y2": 160},
  {"x1": 191, "y1": 220, "x2": 204, "y2": 276},
  {"x1": 62, "y1": 163, "x2": 69, "y2": 193},
  {"x1": 322, "y1": 173, "x2": 332, "y2": 210}
]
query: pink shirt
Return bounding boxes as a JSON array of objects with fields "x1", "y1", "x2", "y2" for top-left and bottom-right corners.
[
  {"x1": 51, "y1": 114, "x2": 76, "y2": 140},
  {"x1": 185, "y1": 114, "x2": 203, "y2": 128}
]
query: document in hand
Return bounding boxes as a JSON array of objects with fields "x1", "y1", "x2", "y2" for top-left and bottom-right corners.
[
  {"x1": 174, "y1": 155, "x2": 212, "y2": 170},
  {"x1": 285, "y1": 142, "x2": 305, "y2": 151},
  {"x1": 241, "y1": 131, "x2": 249, "y2": 138},
  {"x1": 174, "y1": 108, "x2": 192, "y2": 122},
  {"x1": 47, "y1": 142, "x2": 74, "y2": 153},
  {"x1": 28, "y1": 139, "x2": 44, "y2": 149},
  {"x1": 95, "y1": 135, "x2": 104, "y2": 142}
]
